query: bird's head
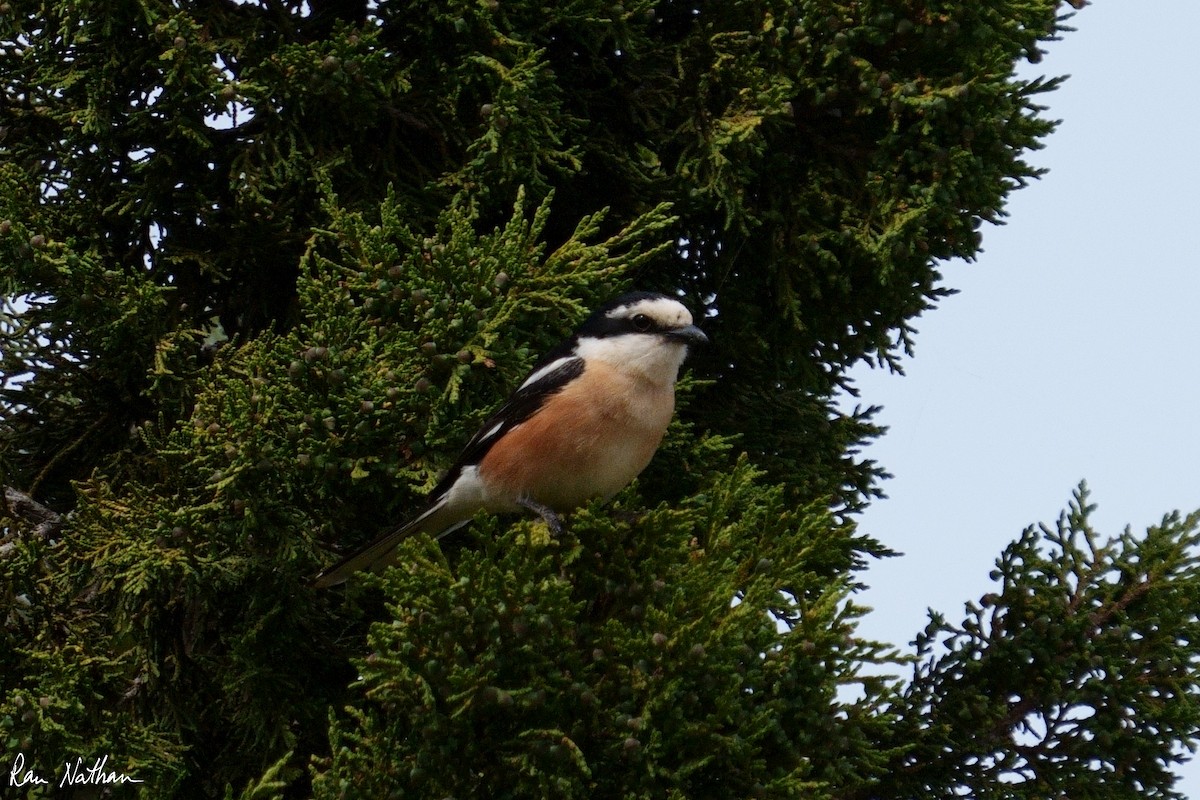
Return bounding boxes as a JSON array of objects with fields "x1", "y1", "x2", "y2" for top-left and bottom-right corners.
[{"x1": 573, "y1": 292, "x2": 707, "y2": 385}]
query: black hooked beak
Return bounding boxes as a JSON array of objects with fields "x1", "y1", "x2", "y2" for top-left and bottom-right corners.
[{"x1": 665, "y1": 324, "x2": 708, "y2": 346}]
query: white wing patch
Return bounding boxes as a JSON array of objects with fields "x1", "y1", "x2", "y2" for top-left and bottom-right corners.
[
  {"x1": 519, "y1": 356, "x2": 578, "y2": 392},
  {"x1": 477, "y1": 420, "x2": 505, "y2": 445}
]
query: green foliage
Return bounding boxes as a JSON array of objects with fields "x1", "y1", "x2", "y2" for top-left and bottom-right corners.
[
  {"x1": 3, "y1": 0, "x2": 1197, "y2": 799},
  {"x1": 313, "y1": 457, "x2": 899, "y2": 799},
  {"x1": 873, "y1": 484, "x2": 1200, "y2": 799},
  {"x1": 1, "y1": 187, "x2": 681, "y2": 796},
  {"x1": 1, "y1": 0, "x2": 1067, "y2": 511}
]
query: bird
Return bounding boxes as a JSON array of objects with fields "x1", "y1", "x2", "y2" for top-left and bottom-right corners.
[{"x1": 312, "y1": 291, "x2": 708, "y2": 588}]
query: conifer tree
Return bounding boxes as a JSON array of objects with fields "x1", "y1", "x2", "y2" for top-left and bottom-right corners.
[{"x1": 1, "y1": 0, "x2": 1196, "y2": 798}]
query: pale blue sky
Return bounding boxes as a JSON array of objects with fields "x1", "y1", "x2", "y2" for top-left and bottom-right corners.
[{"x1": 846, "y1": 1, "x2": 1200, "y2": 793}]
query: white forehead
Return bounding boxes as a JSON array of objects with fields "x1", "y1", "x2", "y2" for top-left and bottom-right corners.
[{"x1": 606, "y1": 296, "x2": 693, "y2": 327}]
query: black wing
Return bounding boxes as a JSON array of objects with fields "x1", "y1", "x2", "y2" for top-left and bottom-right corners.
[
  {"x1": 426, "y1": 356, "x2": 586, "y2": 499},
  {"x1": 313, "y1": 355, "x2": 587, "y2": 586}
]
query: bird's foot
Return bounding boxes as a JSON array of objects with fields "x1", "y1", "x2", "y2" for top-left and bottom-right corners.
[{"x1": 516, "y1": 497, "x2": 564, "y2": 537}]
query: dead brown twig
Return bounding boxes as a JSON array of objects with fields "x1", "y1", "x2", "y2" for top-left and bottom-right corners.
[{"x1": 3, "y1": 485, "x2": 65, "y2": 541}]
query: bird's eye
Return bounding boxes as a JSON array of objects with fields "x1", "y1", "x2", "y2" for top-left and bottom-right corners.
[{"x1": 631, "y1": 313, "x2": 653, "y2": 332}]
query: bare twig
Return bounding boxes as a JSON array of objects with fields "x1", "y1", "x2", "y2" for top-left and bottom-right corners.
[{"x1": 3, "y1": 485, "x2": 65, "y2": 540}]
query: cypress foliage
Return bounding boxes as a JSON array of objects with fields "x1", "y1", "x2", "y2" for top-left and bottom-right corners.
[
  {"x1": 312, "y1": 461, "x2": 897, "y2": 799},
  {"x1": 1, "y1": 1, "x2": 1196, "y2": 798}
]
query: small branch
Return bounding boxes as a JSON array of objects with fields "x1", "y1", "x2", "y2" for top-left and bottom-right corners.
[
  {"x1": 3, "y1": 485, "x2": 65, "y2": 540},
  {"x1": 30, "y1": 411, "x2": 111, "y2": 497}
]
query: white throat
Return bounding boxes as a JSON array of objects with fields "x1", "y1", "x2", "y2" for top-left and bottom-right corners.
[{"x1": 574, "y1": 334, "x2": 689, "y2": 388}]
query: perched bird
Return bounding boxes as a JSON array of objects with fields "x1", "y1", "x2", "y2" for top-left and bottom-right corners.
[{"x1": 312, "y1": 291, "x2": 707, "y2": 588}]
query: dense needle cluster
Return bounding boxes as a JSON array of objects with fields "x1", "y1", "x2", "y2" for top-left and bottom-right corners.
[{"x1": 2, "y1": 1, "x2": 1197, "y2": 798}]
